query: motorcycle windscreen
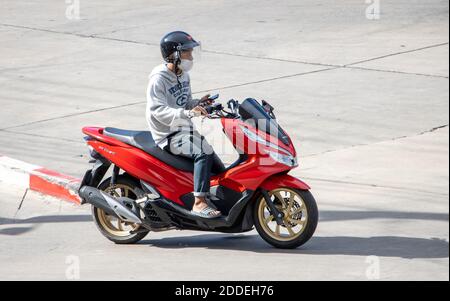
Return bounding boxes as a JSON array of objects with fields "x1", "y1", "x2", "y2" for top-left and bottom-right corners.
[{"x1": 238, "y1": 98, "x2": 290, "y2": 145}]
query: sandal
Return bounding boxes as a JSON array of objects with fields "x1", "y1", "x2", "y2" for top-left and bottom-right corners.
[{"x1": 191, "y1": 206, "x2": 222, "y2": 219}]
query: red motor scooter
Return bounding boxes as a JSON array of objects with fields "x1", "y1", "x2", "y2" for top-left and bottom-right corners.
[{"x1": 78, "y1": 98, "x2": 318, "y2": 249}]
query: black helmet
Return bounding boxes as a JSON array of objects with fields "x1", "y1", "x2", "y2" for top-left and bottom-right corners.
[{"x1": 160, "y1": 31, "x2": 200, "y2": 62}]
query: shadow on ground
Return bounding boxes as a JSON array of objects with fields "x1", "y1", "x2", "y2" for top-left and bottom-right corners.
[
  {"x1": 0, "y1": 210, "x2": 448, "y2": 259},
  {"x1": 0, "y1": 215, "x2": 91, "y2": 236},
  {"x1": 320, "y1": 210, "x2": 449, "y2": 222},
  {"x1": 0, "y1": 215, "x2": 92, "y2": 225},
  {"x1": 142, "y1": 233, "x2": 449, "y2": 259},
  {"x1": 1, "y1": 209, "x2": 446, "y2": 228}
]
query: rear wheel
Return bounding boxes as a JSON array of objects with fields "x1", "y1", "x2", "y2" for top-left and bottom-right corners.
[
  {"x1": 92, "y1": 176, "x2": 149, "y2": 244},
  {"x1": 253, "y1": 188, "x2": 318, "y2": 249}
]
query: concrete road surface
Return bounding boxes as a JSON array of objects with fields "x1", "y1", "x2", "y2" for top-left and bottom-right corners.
[{"x1": 0, "y1": 0, "x2": 448, "y2": 280}]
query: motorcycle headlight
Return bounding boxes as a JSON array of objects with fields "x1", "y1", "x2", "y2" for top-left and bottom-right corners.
[
  {"x1": 240, "y1": 126, "x2": 267, "y2": 145},
  {"x1": 241, "y1": 125, "x2": 289, "y2": 153},
  {"x1": 268, "y1": 151, "x2": 298, "y2": 167},
  {"x1": 240, "y1": 125, "x2": 298, "y2": 167}
]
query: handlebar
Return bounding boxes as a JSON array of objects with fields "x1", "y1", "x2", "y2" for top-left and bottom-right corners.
[
  {"x1": 202, "y1": 102, "x2": 236, "y2": 119},
  {"x1": 199, "y1": 99, "x2": 240, "y2": 119},
  {"x1": 204, "y1": 103, "x2": 223, "y2": 114}
]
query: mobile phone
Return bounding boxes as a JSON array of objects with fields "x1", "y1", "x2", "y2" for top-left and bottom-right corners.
[{"x1": 208, "y1": 94, "x2": 219, "y2": 100}]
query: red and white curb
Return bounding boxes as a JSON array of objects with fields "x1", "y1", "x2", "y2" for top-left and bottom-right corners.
[{"x1": 0, "y1": 155, "x2": 81, "y2": 204}]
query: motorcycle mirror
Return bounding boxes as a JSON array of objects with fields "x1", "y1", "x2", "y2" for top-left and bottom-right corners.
[
  {"x1": 262, "y1": 100, "x2": 275, "y2": 118},
  {"x1": 227, "y1": 99, "x2": 239, "y2": 113}
]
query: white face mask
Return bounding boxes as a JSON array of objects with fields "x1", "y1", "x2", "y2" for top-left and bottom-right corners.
[{"x1": 179, "y1": 59, "x2": 193, "y2": 72}]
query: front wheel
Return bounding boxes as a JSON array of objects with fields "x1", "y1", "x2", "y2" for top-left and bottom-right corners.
[{"x1": 253, "y1": 188, "x2": 318, "y2": 249}]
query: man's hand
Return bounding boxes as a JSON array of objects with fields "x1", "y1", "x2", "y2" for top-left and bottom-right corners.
[
  {"x1": 199, "y1": 94, "x2": 214, "y2": 106},
  {"x1": 189, "y1": 105, "x2": 208, "y2": 117}
]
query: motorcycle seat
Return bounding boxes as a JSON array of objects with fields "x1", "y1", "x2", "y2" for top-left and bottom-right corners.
[{"x1": 103, "y1": 127, "x2": 195, "y2": 172}]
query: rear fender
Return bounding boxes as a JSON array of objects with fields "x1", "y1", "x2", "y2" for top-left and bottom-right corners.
[{"x1": 79, "y1": 158, "x2": 111, "y2": 193}]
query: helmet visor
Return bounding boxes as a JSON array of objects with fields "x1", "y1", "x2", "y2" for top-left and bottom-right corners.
[
  {"x1": 179, "y1": 39, "x2": 200, "y2": 50},
  {"x1": 181, "y1": 40, "x2": 202, "y2": 62},
  {"x1": 192, "y1": 40, "x2": 202, "y2": 61}
]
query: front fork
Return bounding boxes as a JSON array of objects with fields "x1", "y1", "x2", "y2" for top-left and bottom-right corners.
[{"x1": 260, "y1": 189, "x2": 284, "y2": 225}]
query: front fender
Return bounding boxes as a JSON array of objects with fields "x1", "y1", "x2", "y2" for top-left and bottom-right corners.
[{"x1": 260, "y1": 173, "x2": 311, "y2": 191}]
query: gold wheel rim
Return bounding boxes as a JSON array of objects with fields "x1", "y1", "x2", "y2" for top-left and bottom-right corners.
[
  {"x1": 96, "y1": 184, "x2": 140, "y2": 237},
  {"x1": 257, "y1": 188, "x2": 308, "y2": 242}
]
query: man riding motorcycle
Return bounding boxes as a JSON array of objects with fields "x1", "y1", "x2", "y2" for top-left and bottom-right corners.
[{"x1": 146, "y1": 31, "x2": 224, "y2": 218}]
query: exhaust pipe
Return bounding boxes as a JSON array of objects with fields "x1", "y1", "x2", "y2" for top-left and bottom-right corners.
[{"x1": 79, "y1": 186, "x2": 142, "y2": 224}]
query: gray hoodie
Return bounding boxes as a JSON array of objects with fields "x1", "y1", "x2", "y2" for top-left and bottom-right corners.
[{"x1": 146, "y1": 64, "x2": 200, "y2": 148}]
